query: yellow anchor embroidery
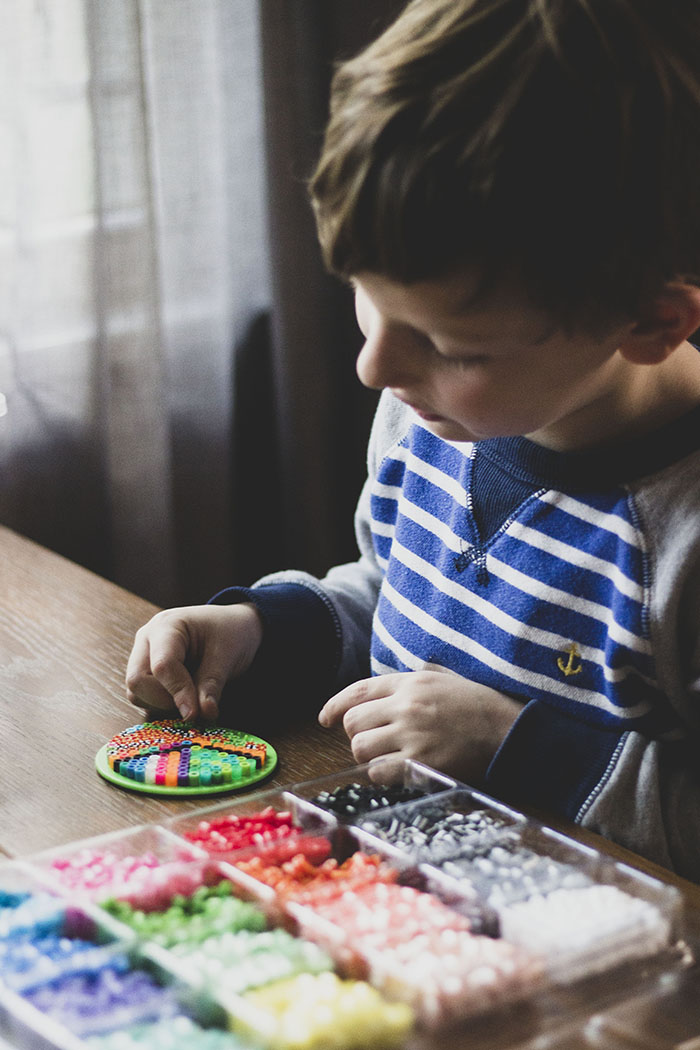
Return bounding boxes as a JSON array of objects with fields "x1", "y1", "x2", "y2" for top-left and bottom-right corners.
[{"x1": 557, "y1": 643, "x2": 583, "y2": 677}]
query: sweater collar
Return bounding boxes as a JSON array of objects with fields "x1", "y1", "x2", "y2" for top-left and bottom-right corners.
[{"x1": 476, "y1": 401, "x2": 700, "y2": 491}]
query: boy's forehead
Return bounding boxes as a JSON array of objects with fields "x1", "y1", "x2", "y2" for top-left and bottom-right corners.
[
  {"x1": 354, "y1": 269, "x2": 562, "y2": 346},
  {"x1": 355, "y1": 269, "x2": 527, "y2": 323}
]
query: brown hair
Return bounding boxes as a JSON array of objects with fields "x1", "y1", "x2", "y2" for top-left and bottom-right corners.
[{"x1": 310, "y1": 0, "x2": 700, "y2": 329}]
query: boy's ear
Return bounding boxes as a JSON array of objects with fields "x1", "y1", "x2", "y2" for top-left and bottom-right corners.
[{"x1": 619, "y1": 283, "x2": 700, "y2": 364}]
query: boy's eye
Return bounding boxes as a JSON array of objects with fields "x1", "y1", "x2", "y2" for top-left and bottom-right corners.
[
  {"x1": 429, "y1": 340, "x2": 489, "y2": 366},
  {"x1": 448, "y1": 349, "x2": 489, "y2": 364},
  {"x1": 410, "y1": 328, "x2": 490, "y2": 365}
]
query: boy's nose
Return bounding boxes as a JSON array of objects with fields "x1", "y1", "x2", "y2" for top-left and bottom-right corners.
[{"x1": 356, "y1": 330, "x2": 412, "y2": 391}]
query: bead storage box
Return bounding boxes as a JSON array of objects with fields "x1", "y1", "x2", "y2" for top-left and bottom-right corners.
[{"x1": 0, "y1": 761, "x2": 691, "y2": 1050}]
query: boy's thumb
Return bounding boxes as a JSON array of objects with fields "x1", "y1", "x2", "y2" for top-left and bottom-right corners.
[
  {"x1": 197, "y1": 671, "x2": 223, "y2": 721},
  {"x1": 200, "y1": 693, "x2": 220, "y2": 720}
]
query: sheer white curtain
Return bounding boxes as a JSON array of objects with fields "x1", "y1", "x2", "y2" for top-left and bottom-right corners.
[{"x1": 0, "y1": 0, "x2": 270, "y2": 605}]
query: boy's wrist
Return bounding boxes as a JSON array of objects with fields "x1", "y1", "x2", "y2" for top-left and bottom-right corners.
[
  {"x1": 208, "y1": 581, "x2": 342, "y2": 714},
  {"x1": 236, "y1": 602, "x2": 264, "y2": 663}
]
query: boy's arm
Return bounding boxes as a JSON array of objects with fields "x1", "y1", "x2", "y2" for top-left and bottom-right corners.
[
  {"x1": 583, "y1": 524, "x2": 700, "y2": 883},
  {"x1": 205, "y1": 391, "x2": 411, "y2": 719},
  {"x1": 484, "y1": 696, "x2": 700, "y2": 882}
]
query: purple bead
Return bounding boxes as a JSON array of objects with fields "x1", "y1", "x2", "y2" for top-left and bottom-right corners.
[{"x1": 22, "y1": 959, "x2": 179, "y2": 1036}]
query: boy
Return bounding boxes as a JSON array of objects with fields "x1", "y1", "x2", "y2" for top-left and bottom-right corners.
[{"x1": 126, "y1": 0, "x2": 700, "y2": 881}]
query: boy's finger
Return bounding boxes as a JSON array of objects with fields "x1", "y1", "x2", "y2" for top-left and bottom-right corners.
[
  {"x1": 146, "y1": 650, "x2": 198, "y2": 720},
  {"x1": 125, "y1": 630, "x2": 152, "y2": 694},
  {"x1": 199, "y1": 693, "x2": 220, "y2": 721},
  {"x1": 195, "y1": 647, "x2": 230, "y2": 722},
  {"x1": 125, "y1": 636, "x2": 173, "y2": 711},
  {"x1": 319, "y1": 676, "x2": 392, "y2": 727},
  {"x1": 126, "y1": 673, "x2": 177, "y2": 712},
  {"x1": 144, "y1": 627, "x2": 200, "y2": 720}
]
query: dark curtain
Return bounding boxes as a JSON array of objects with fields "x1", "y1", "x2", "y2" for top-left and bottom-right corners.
[{"x1": 229, "y1": 1, "x2": 405, "y2": 586}]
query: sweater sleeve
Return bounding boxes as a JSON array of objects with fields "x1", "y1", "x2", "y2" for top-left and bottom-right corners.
[
  {"x1": 484, "y1": 700, "x2": 627, "y2": 825},
  {"x1": 209, "y1": 391, "x2": 411, "y2": 721},
  {"x1": 208, "y1": 581, "x2": 343, "y2": 723},
  {"x1": 580, "y1": 465, "x2": 700, "y2": 883}
]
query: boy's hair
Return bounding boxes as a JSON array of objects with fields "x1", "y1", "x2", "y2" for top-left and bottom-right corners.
[{"x1": 310, "y1": 0, "x2": 700, "y2": 330}]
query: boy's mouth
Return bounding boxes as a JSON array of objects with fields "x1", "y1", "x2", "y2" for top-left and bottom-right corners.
[{"x1": 399, "y1": 398, "x2": 445, "y2": 423}]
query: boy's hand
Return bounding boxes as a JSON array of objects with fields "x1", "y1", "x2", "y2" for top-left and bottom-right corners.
[
  {"x1": 318, "y1": 669, "x2": 522, "y2": 784},
  {"x1": 125, "y1": 604, "x2": 263, "y2": 722}
]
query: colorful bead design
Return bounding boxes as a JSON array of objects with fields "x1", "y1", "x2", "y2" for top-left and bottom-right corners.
[{"x1": 96, "y1": 720, "x2": 277, "y2": 796}]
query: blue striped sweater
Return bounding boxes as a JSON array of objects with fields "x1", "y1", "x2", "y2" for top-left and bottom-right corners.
[{"x1": 370, "y1": 423, "x2": 667, "y2": 734}]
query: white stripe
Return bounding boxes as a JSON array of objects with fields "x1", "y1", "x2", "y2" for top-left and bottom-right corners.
[
  {"x1": 508, "y1": 521, "x2": 644, "y2": 602},
  {"x1": 380, "y1": 579, "x2": 650, "y2": 718},
  {"x1": 372, "y1": 488, "x2": 463, "y2": 554},
  {"x1": 371, "y1": 518, "x2": 395, "y2": 538},
  {"x1": 405, "y1": 446, "x2": 469, "y2": 503},
  {"x1": 539, "y1": 491, "x2": 642, "y2": 547},
  {"x1": 373, "y1": 616, "x2": 423, "y2": 671},
  {"x1": 391, "y1": 538, "x2": 649, "y2": 683},
  {"x1": 487, "y1": 554, "x2": 651, "y2": 655},
  {"x1": 373, "y1": 618, "x2": 468, "y2": 677},
  {"x1": 384, "y1": 460, "x2": 643, "y2": 604},
  {"x1": 374, "y1": 489, "x2": 646, "y2": 617},
  {"x1": 373, "y1": 481, "x2": 403, "y2": 500},
  {"x1": 378, "y1": 451, "x2": 468, "y2": 519},
  {"x1": 371, "y1": 654, "x2": 398, "y2": 675}
]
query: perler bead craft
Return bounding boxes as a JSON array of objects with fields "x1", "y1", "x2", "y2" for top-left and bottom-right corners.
[{"x1": 95, "y1": 720, "x2": 277, "y2": 796}]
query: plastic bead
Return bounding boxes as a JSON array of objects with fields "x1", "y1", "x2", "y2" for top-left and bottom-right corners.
[
  {"x1": 21, "y1": 961, "x2": 181, "y2": 1037},
  {"x1": 170, "y1": 927, "x2": 333, "y2": 996},
  {"x1": 49, "y1": 850, "x2": 215, "y2": 910},
  {"x1": 309, "y1": 782, "x2": 428, "y2": 820},
  {"x1": 0, "y1": 934, "x2": 116, "y2": 993},
  {"x1": 0, "y1": 892, "x2": 66, "y2": 940},
  {"x1": 237, "y1": 971, "x2": 413, "y2": 1050},
  {"x1": 234, "y1": 850, "x2": 398, "y2": 907},
  {"x1": 105, "y1": 721, "x2": 269, "y2": 790},
  {"x1": 102, "y1": 882, "x2": 267, "y2": 948},
  {"x1": 182, "y1": 807, "x2": 331, "y2": 866},
  {"x1": 498, "y1": 884, "x2": 673, "y2": 982}
]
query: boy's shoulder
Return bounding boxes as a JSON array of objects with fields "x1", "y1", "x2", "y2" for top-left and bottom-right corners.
[
  {"x1": 367, "y1": 390, "x2": 416, "y2": 472},
  {"x1": 631, "y1": 440, "x2": 700, "y2": 540}
]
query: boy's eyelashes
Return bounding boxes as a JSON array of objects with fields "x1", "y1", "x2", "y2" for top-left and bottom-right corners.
[
  {"x1": 413, "y1": 329, "x2": 490, "y2": 365},
  {"x1": 442, "y1": 351, "x2": 489, "y2": 367}
]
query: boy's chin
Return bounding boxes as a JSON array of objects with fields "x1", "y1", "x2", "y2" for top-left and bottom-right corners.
[{"x1": 419, "y1": 416, "x2": 476, "y2": 443}]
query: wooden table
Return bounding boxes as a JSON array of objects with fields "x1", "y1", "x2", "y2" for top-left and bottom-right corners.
[
  {"x1": 0, "y1": 525, "x2": 354, "y2": 855},
  {"x1": 1, "y1": 523, "x2": 700, "y2": 1049}
]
